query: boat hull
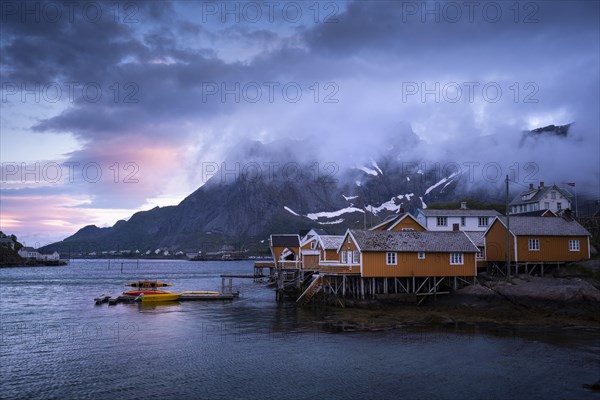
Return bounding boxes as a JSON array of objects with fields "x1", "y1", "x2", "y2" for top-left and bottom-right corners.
[
  {"x1": 126, "y1": 281, "x2": 172, "y2": 288},
  {"x1": 140, "y1": 293, "x2": 181, "y2": 302},
  {"x1": 123, "y1": 289, "x2": 169, "y2": 296}
]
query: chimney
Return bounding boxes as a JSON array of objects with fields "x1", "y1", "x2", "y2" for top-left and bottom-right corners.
[
  {"x1": 529, "y1": 183, "x2": 534, "y2": 190},
  {"x1": 399, "y1": 207, "x2": 405, "y2": 214},
  {"x1": 460, "y1": 201, "x2": 467, "y2": 210},
  {"x1": 539, "y1": 181, "x2": 545, "y2": 189},
  {"x1": 452, "y1": 223, "x2": 460, "y2": 231}
]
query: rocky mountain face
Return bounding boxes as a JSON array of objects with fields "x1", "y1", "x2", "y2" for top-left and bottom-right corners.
[{"x1": 44, "y1": 128, "x2": 506, "y2": 254}]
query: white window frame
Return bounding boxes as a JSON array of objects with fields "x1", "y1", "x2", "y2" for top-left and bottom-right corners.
[
  {"x1": 450, "y1": 253, "x2": 464, "y2": 265},
  {"x1": 341, "y1": 251, "x2": 347, "y2": 263},
  {"x1": 436, "y1": 217, "x2": 447, "y2": 226},
  {"x1": 557, "y1": 202, "x2": 562, "y2": 210},
  {"x1": 478, "y1": 217, "x2": 488, "y2": 227},
  {"x1": 551, "y1": 192, "x2": 556, "y2": 199},
  {"x1": 352, "y1": 250, "x2": 359, "y2": 264},
  {"x1": 528, "y1": 239, "x2": 540, "y2": 251},
  {"x1": 401, "y1": 228, "x2": 414, "y2": 231},
  {"x1": 544, "y1": 202, "x2": 550, "y2": 209},
  {"x1": 569, "y1": 240, "x2": 580, "y2": 252},
  {"x1": 476, "y1": 251, "x2": 484, "y2": 260},
  {"x1": 386, "y1": 252, "x2": 397, "y2": 265},
  {"x1": 418, "y1": 252, "x2": 425, "y2": 260}
]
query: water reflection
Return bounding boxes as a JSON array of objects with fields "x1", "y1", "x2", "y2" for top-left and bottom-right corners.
[{"x1": 1, "y1": 260, "x2": 599, "y2": 400}]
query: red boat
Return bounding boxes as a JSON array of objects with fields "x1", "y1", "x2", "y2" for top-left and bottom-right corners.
[{"x1": 123, "y1": 289, "x2": 171, "y2": 296}]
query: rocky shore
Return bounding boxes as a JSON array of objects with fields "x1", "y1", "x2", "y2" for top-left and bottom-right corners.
[{"x1": 314, "y1": 262, "x2": 600, "y2": 333}]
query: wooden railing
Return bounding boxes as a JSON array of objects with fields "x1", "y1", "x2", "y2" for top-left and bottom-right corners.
[
  {"x1": 277, "y1": 260, "x2": 302, "y2": 268},
  {"x1": 316, "y1": 264, "x2": 360, "y2": 274}
]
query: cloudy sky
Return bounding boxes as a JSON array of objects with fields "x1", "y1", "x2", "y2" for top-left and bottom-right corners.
[{"x1": 1, "y1": 0, "x2": 599, "y2": 246}]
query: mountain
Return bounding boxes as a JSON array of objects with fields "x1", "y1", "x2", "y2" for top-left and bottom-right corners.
[{"x1": 43, "y1": 126, "x2": 511, "y2": 254}]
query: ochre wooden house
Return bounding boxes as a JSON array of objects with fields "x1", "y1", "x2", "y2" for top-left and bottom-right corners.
[{"x1": 483, "y1": 216, "x2": 591, "y2": 274}]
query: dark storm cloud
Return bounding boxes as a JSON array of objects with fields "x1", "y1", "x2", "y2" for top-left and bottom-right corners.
[{"x1": 3, "y1": 0, "x2": 599, "y2": 192}]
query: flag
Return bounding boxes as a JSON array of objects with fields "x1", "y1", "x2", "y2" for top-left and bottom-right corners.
[{"x1": 565, "y1": 182, "x2": 576, "y2": 187}]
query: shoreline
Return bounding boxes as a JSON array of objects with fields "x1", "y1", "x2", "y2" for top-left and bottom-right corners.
[{"x1": 311, "y1": 271, "x2": 600, "y2": 332}]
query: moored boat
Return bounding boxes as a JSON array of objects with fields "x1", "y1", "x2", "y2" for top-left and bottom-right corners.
[
  {"x1": 123, "y1": 289, "x2": 170, "y2": 296},
  {"x1": 126, "y1": 280, "x2": 172, "y2": 288},
  {"x1": 139, "y1": 293, "x2": 181, "y2": 302}
]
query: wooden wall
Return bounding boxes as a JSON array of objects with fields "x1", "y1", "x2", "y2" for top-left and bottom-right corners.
[
  {"x1": 484, "y1": 219, "x2": 590, "y2": 262},
  {"x1": 361, "y1": 251, "x2": 477, "y2": 277},
  {"x1": 388, "y1": 217, "x2": 426, "y2": 232}
]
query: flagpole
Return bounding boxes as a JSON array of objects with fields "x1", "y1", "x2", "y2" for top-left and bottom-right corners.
[{"x1": 574, "y1": 185, "x2": 578, "y2": 217}]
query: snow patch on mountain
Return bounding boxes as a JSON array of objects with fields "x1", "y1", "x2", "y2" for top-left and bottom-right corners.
[
  {"x1": 284, "y1": 206, "x2": 300, "y2": 216},
  {"x1": 357, "y1": 166, "x2": 378, "y2": 176},
  {"x1": 366, "y1": 193, "x2": 414, "y2": 215},
  {"x1": 317, "y1": 219, "x2": 344, "y2": 225},
  {"x1": 371, "y1": 159, "x2": 383, "y2": 175},
  {"x1": 306, "y1": 206, "x2": 364, "y2": 221},
  {"x1": 424, "y1": 171, "x2": 460, "y2": 196},
  {"x1": 343, "y1": 194, "x2": 359, "y2": 201}
]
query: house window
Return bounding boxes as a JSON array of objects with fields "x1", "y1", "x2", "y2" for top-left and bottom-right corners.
[
  {"x1": 352, "y1": 250, "x2": 359, "y2": 264},
  {"x1": 401, "y1": 228, "x2": 414, "y2": 231},
  {"x1": 478, "y1": 217, "x2": 489, "y2": 227},
  {"x1": 461, "y1": 217, "x2": 466, "y2": 226},
  {"x1": 341, "y1": 251, "x2": 347, "y2": 263},
  {"x1": 386, "y1": 252, "x2": 397, "y2": 265},
  {"x1": 557, "y1": 202, "x2": 562, "y2": 210},
  {"x1": 310, "y1": 242, "x2": 317, "y2": 250},
  {"x1": 569, "y1": 240, "x2": 580, "y2": 251},
  {"x1": 544, "y1": 202, "x2": 550, "y2": 209},
  {"x1": 347, "y1": 237, "x2": 351, "y2": 244},
  {"x1": 528, "y1": 239, "x2": 540, "y2": 251},
  {"x1": 476, "y1": 251, "x2": 484, "y2": 260},
  {"x1": 418, "y1": 252, "x2": 425, "y2": 260},
  {"x1": 450, "y1": 253, "x2": 464, "y2": 265},
  {"x1": 436, "y1": 217, "x2": 447, "y2": 226},
  {"x1": 551, "y1": 192, "x2": 556, "y2": 199}
]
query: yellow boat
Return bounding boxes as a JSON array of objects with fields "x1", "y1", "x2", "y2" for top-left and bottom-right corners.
[{"x1": 139, "y1": 293, "x2": 181, "y2": 302}]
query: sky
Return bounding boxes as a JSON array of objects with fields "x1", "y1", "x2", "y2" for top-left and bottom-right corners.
[{"x1": 1, "y1": 0, "x2": 599, "y2": 247}]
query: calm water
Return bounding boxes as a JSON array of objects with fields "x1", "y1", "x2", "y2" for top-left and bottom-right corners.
[{"x1": 1, "y1": 260, "x2": 599, "y2": 399}]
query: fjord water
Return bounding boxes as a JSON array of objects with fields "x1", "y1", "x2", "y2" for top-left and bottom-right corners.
[{"x1": 1, "y1": 260, "x2": 598, "y2": 399}]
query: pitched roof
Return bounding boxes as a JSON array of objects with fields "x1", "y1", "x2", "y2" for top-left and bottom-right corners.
[
  {"x1": 513, "y1": 209, "x2": 556, "y2": 217},
  {"x1": 369, "y1": 213, "x2": 425, "y2": 231},
  {"x1": 369, "y1": 214, "x2": 401, "y2": 231},
  {"x1": 418, "y1": 209, "x2": 501, "y2": 217},
  {"x1": 493, "y1": 216, "x2": 590, "y2": 236},
  {"x1": 463, "y1": 231, "x2": 485, "y2": 247},
  {"x1": 509, "y1": 185, "x2": 572, "y2": 206},
  {"x1": 319, "y1": 235, "x2": 344, "y2": 250},
  {"x1": 270, "y1": 235, "x2": 300, "y2": 248},
  {"x1": 20, "y1": 246, "x2": 37, "y2": 252},
  {"x1": 348, "y1": 230, "x2": 479, "y2": 253}
]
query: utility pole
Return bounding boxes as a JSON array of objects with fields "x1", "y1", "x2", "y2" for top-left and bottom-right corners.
[{"x1": 505, "y1": 175, "x2": 511, "y2": 279}]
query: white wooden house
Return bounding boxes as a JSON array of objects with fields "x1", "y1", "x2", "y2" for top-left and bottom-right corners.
[
  {"x1": 509, "y1": 182, "x2": 572, "y2": 215},
  {"x1": 415, "y1": 202, "x2": 501, "y2": 232}
]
